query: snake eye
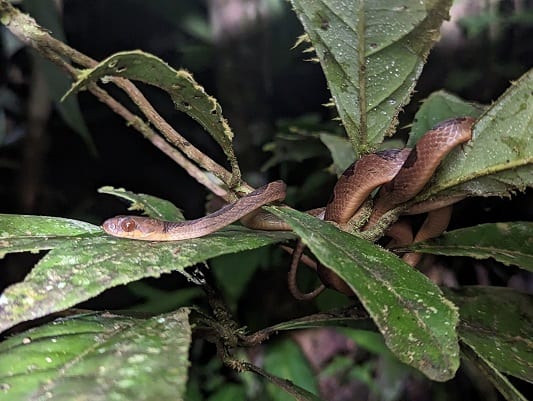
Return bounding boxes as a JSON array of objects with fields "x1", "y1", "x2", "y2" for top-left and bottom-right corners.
[{"x1": 121, "y1": 218, "x2": 137, "y2": 232}]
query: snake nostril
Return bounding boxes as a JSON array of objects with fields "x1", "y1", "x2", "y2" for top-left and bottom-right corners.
[{"x1": 102, "y1": 220, "x2": 115, "y2": 232}]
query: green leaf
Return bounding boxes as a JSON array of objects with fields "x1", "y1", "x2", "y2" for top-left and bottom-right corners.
[
  {"x1": 404, "y1": 222, "x2": 533, "y2": 271},
  {"x1": 407, "y1": 90, "x2": 486, "y2": 146},
  {"x1": 267, "y1": 206, "x2": 460, "y2": 381},
  {"x1": 415, "y1": 68, "x2": 533, "y2": 204},
  {"x1": 126, "y1": 283, "x2": 203, "y2": 314},
  {"x1": 0, "y1": 309, "x2": 191, "y2": 401},
  {"x1": 337, "y1": 329, "x2": 392, "y2": 356},
  {"x1": 0, "y1": 214, "x2": 100, "y2": 238},
  {"x1": 98, "y1": 186, "x2": 185, "y2": 221},
  {"x1": 263, "y1": 339, "x2": 320, "y2": 401},
  {"x1": 0, "y1": 214, "x2": 101, "y2": 257},
  {"x1": 445, "y1": 287, "x2": 533, "y2": 383},
  {"x1": 64, "y1": 50, "x2": 240, "y2": 180},
  {"x1": 243, "y1": 364, "x2": 323, "y2": 401},
  {"x1": 290, "y1": 0, "x2": 453, "y2": 153},
  {"x1": 0, "y1": 214, "x2": 294, "y2": 333}
]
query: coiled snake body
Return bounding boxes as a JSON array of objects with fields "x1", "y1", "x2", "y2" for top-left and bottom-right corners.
[{"x1": 103, "y1": 117, "x2": 475, "y2": 298}]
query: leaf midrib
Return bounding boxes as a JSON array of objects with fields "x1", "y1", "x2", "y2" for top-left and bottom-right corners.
[{"x1": 296, "y1": 216, "x2": 454, "y2": 352}]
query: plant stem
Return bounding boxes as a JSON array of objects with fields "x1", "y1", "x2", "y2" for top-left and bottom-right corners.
[{"x1": 0, "y1": 0, "x2": 249, "y2": 200}]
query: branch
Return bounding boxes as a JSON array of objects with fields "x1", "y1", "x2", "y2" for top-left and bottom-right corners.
[{"x1": 0, "y1": 1, "x2": 250, "y2": 200}]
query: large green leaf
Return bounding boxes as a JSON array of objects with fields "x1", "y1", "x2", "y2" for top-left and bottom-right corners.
[
  {"x1": 445, "y1": 287, "x2": 533, "y2": 384},
  {"x1": 404, "y1": 222, "x2": 533, "y2": 271},
  {"x1": 290, "y1": 0, "x2": 453, "y2": 153},
  {"x1": 64, "y1": 50, "x2": 240, "y2": 180},
  {"x1": 414, "y1": 68, "x2": 533, "y2": 204},
  {"x1": 0, "y1": 214, "x2": 101, "y2": 257},
  {"x1": 267, "y1": 206, "x2": 460, "y2": 381},
  {"x1": 0, "y1": 309, "x2": 191, "y2": 401},
  {"x1": 0, "y1": 214, "x2": 293, "y2": 333}
]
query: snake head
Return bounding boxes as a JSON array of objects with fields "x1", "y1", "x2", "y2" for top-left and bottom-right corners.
[{"x1": 102, "y1": 215, "x2": 164, "y2": 240}]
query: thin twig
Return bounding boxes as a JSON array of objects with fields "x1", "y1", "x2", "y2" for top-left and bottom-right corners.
[
  {"x1": 0, "y1": 1, "x2": 247, "y2": 195},
  {"x1": 88, "y1": 84, "x2": 232, "y2": 200},
  {"x1": 112, "y1": 77, "x2": 235, "y2": 187}
]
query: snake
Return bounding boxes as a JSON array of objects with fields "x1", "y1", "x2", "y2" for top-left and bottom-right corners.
[
  {"x1": 103, "y1": 117, "x2": 475, "y2": 297},
  {"x1": 102, "y1": 181, "x2": 287, "y2": 241}
]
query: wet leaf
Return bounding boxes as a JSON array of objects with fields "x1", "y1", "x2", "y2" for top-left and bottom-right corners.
[
  {"x1": 268, "y1": 206, "x2": 460, "y2": 381},
  {"x1": 0, "y1": 214, "x2": 294, "y2": 333},
  {"x1": 290, "y1": 0, "x2": 453, "y2": 154},
  {"x1": 0, "y1": 309, "x2": 191, "y2": 401},
  {"x1": 0, "y1": 214, "x2": 101, "y2": 257},
  {"x1": 445, "y1": 287, "x2": 533, "y2": 383}
]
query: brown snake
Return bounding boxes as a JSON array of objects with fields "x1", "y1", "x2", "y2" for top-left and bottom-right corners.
[{"x1": 103, "y1": 117, "x2": 476, "y2": 298}]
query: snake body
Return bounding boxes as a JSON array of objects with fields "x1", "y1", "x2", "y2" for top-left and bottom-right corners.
[
  {"x1": 103, "y1": 117, "x2": 475, "y2": 297},
  {"x1": 323, "y1": 149, "x2": 411, "y2": 224},
  {"x1": 315, "y1": 116, "x2": 475, "y2": 295},
  {"x1": 102, "y1": 181, "x2": 286, "y2": 241},
  {"x1": 367, "y1": 116, "x2": 475, "y2": 226}
]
